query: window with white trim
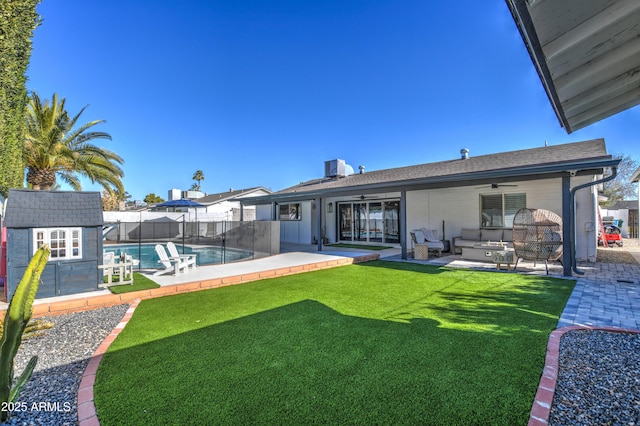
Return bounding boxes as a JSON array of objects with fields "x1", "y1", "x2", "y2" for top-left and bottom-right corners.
[
  {"x1": 33, "y1": 227, "x2": 82, "y2": 260},
  {"x1": 480, "y1": 193, "x2": 526, "y2": 228}
]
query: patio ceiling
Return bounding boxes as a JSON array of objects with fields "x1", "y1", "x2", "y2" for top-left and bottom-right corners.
[{"x1": 506, "y1": 0, "x2": 640, "y2": 133}]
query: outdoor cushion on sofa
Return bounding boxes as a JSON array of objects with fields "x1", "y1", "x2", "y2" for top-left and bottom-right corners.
[
  {"x1": 460, "y1": 228, "x2": 481, "y2": 240},
  {"x1": 451, "y1": 229, "x2": 482, "y2": 251},
  {"x1": 481, "y1": 229, "x2": 503, "y2": 242},
  {"x1": 452, "y1": 228, "x2": 513, "y2": 253}
]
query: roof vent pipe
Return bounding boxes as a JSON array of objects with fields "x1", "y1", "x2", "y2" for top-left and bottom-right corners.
[
  {"x1": 460, "y1": 148, "x2": 469, "y2": 159},
  {"x1": 359, "y1": 165, "x2": 365, "y2": 174}
]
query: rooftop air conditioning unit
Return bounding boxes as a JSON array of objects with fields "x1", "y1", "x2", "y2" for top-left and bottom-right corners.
[{"x1": 325, "y1": 159, "x2": 346, "y2": 178}]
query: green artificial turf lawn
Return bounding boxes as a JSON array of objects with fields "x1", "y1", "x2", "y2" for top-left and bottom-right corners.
[
  {"x1": 94, "y1": 261, "x2": 574, "y2": 425},
  {"x1": 108, "y1": 273, "x2": 160, "y2": 294}
]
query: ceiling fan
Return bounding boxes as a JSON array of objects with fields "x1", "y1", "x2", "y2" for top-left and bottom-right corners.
[
  {"x1": 352, "y1": 194, "x2": 379, "y2": 200},
  {"x1": 475, "y1": 183, "x2": 518, "y2": 189}
]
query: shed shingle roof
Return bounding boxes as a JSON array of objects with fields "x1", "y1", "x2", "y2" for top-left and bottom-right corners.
[{"x1": 3, "y1": 189, "x2": 103, "y2": 228}]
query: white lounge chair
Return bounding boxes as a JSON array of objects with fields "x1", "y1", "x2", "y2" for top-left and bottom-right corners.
[
  {"x1": 166, "y1": 242, "x2": 197, "y2": 270},
  {"x1": 153, "y1": 244, "x2": 192, "y2": 276}
]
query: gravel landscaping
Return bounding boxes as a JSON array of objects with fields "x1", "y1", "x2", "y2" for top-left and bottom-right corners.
[
  {"x1": 596, "y1": 237, "x2": 640, "y2": 265},
  {"x1": 1, "y1": 304, "x2": 129, "y2": 425},
  {"x1": 549, "y1": 330, "x2": 640, "y2": 425}
]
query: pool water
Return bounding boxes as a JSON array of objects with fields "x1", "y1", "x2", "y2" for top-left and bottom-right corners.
[{"x1": 104, "y1": 244, "x2": 253, "y2": 269}]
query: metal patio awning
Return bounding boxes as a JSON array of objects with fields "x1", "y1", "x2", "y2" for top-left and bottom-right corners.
[{"x1": 506, "y1": 0, "x2": 640, "y2": 133}]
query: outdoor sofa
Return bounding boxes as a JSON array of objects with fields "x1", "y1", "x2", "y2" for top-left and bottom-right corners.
[{"x1": 451, "y1": 228, "x2": 513, "y2": 255}]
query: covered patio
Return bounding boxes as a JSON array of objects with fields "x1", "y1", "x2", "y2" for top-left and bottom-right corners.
[{"x1": 242, "y1": 140, "x2": 621, "y2": 277}]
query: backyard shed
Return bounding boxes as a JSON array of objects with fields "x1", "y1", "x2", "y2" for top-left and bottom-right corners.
[{"x1": 3, "y1": 189, "x2": 104, "y2": 300}]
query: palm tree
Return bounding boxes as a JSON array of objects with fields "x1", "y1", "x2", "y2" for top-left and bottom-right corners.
[
  {"x1": 192, "y1": 169, "x2": 204, "y2": 191},
  {"x1": 23, "y1": 92, "x2": 125, "y2": 193}
]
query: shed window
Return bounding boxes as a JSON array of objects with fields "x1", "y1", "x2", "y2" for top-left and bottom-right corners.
[{"x1": 33, "y1": 228, "x2": 82, "y2": 260}]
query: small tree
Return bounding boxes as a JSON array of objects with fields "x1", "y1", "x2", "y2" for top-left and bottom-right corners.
[
  {"x1": 192, "y1": 170, "x2": 205, "y2": 192},
  {"x1": 102, "y1": 190, "x2": 120, "y2": 211},
  {"x1": 144, "y1": 193, "x2": 164, "y2": 204},
  {"x1": 600, "y1": 154, "x2": 639, "y2": 207}
]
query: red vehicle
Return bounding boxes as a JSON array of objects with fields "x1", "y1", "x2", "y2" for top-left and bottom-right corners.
[{"x1": 598, "y1": 224, "x2": 623, "y2": 247}]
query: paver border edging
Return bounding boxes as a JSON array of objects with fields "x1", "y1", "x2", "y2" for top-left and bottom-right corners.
[
  {"x1": 4, "y1": 253, "x2": 380, "y2": 318},
  {"x1": 529, "y1": 325, "x2": 640, "y2": 426},
  {"x1": 77, "y1": 299, "x2": 141, "y2": 426}
]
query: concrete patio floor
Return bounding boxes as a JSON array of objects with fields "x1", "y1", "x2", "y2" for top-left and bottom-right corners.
[{"x1": 2, "y1": 240, "x2": 638, "y2": 325}]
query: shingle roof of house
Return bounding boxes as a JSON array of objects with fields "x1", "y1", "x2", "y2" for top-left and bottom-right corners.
[
  {"x1": 275, "y1": 139, "x2": 610, "y2": 195},
  {"x1": 195, "y1": 187, "x2": 272, "y2": 204},
  {"x1": 3, "y1": 189, "x2": 103, "y2": 228},
  {"x1": 607, "y1": 200, "x2": 638, "y2": 211}
]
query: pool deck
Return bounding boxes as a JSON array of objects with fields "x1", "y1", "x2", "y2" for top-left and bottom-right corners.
[
  {"x1": 1, "y1": 248, "x2": 381, "y2": 317},
  {"x1": 3, "y1": 242, "x2": 639, "y2": 318}
]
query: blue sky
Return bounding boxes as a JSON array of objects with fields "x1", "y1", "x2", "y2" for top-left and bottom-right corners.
[{"x1": 27, "y1": 0, "x2": 640, "y2": 201}]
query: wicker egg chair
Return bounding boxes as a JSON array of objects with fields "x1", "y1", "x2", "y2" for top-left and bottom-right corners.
[{"x1": 512, "y1": 208, "x2": 563, "y2": 274}]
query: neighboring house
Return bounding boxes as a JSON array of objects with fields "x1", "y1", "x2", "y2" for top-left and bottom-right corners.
[
  {"x1": 3, "y1": 189, "x2": 104, "y2": 299},
  {"x1": 105, "y1": 187, "x2": 273, "y2": 224},
  {"x1": 195, "y1": 187, "x2": 273, "y2": 221},
  {"x1": 243, "y1": 139, "x2": 620, "y2": 277},
  {"x1": 102, "y1": 187, "x2": 273, "y2": 243},
  {"x1": 122, "y1": 187, "x2": 273, "y2": 222}
]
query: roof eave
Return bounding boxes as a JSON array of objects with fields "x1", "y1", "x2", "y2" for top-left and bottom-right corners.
[
  {"x1": 505, "y1": 0, "x2": 572, "y2": 132},
  {"x1": 242, "y1": 157, "x2": 620, "y2": 205}
]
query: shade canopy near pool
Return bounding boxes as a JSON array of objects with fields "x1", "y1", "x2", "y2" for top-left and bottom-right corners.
[{"x1": 155, "y1": 199, "x2": 205, "y2": 208}]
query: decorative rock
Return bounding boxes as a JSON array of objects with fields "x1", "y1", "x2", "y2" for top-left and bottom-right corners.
[
  {"x1": 1, "y1": 304, "x2": 129, "y2": 425},
  {"x1": 549, "y1": 330, "x2": 640, "y2": 425}
]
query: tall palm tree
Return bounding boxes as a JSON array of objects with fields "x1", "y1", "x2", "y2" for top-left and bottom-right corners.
[
  {"x1": 192, "y1": 169, "x2": 204, "y2": 191},
  {"x1": 23, "y1": 92, "x2": 125, "y2": 193}
]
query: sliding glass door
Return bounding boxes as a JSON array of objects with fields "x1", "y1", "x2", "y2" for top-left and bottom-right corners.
[
  {"x1": 338, "y1": 204, "x2": 352, "y2": 241},
  {"x1": 337, "y1": 200, "x2": 400, "y2": 244},
  {"x1": 368, "y1": 203, "x2": 382, "y2": 242},
  {"x1": 383, "y1": 201, "x2": 399, "y2": 243},
  {"x1": 354, "y1": 203, "x2": 367, "y2": 241}
]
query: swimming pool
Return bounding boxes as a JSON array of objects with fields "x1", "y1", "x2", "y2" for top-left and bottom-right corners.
[{"x1": 104, "y1": 244, "x2": 253, "y2": 269}]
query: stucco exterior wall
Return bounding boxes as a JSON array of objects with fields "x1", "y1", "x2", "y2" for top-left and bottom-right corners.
[
  {"x1": 252, "y1": 176, "x2": 600, "y2": 262},
  {"x1": 256, "y1": 205, "x2": 272, "y2": 221},
  {"x1": 406, "y1": 176, "x2": 597, "y2": 261},
  {"x1": 280, "y1": 201, "x2": 312, "y2": 244}
]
